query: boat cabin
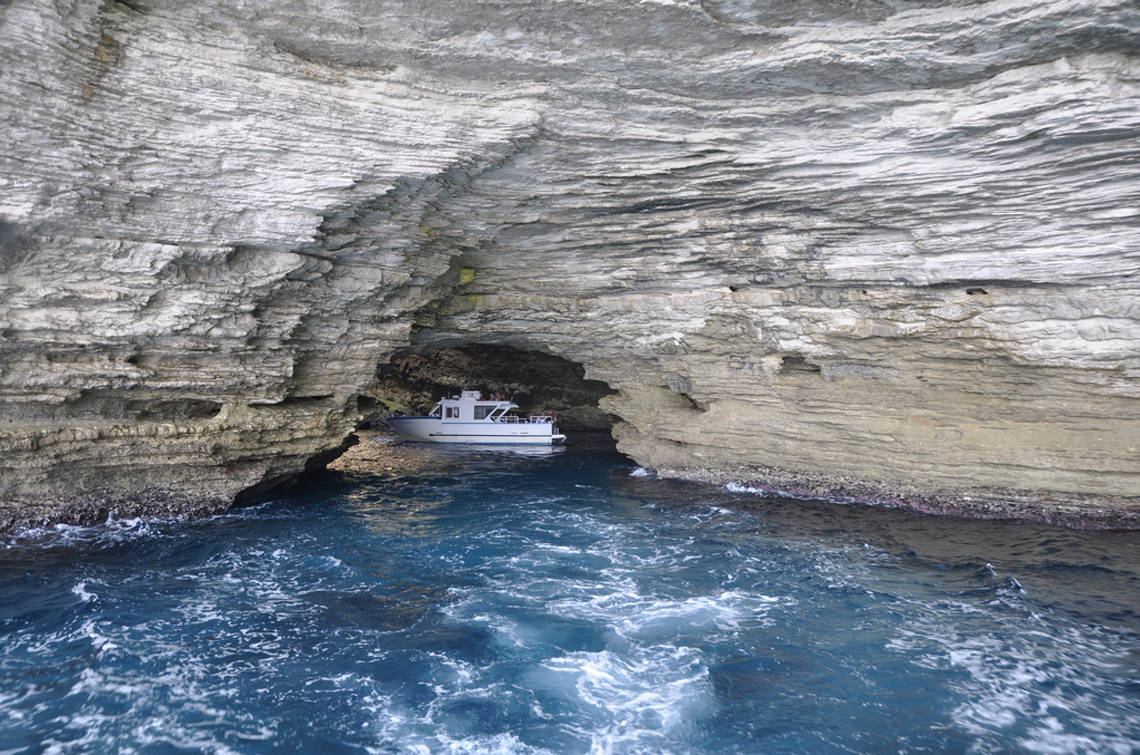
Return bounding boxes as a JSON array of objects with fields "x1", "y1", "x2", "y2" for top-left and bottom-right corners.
[{"x1": 429, "y1": 390, "x2": 517, "y2": 422}]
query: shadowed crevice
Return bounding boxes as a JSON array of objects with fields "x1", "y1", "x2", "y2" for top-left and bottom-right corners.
[{"x1": 373, "y1": 344, "x2": 617, "y2": 432}]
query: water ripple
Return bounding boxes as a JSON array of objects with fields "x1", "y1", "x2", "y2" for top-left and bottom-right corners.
[{"x1": 1, "y1": 446, "x2": 1138, "y2": 753}]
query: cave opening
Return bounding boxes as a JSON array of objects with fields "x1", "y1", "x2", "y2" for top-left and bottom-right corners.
[{"x1": 366, "y1": 343, "x2": 619, "y2": 437}]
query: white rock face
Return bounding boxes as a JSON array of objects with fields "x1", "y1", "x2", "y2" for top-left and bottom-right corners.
[{"x1": 1, "y1": 0, "x2": 1138, "y2": 527}]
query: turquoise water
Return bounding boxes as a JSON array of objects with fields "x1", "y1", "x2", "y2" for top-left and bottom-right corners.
[{"x1": 2, "y1": 441, "x2": 1139, "y2": 753}]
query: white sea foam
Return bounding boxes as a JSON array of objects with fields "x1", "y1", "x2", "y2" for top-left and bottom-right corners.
[
  {"x1": 42, "y1": 711, "x2": 110, "y2": 755},
  {"x1": 539, "y1": 644, "x2": 713, "y2": 752},
  {"x1": 887, "y1": 599, "x2": 1140, "y2": 753},
  {"x1": 396, "y1": 731, "x2": 552, "y2": 755},
  {"x1": 1020, "y1": 716, "x2": 1137, "y2": 755},
  {"x1": 71, "y1": 581, "x2": 97, "y2": 604},
  {"x1": 615, "y1": 591, "x2": 785, "y2": 641},
  {"x1": 628, "y1": 467, "x2": 652, "y2": 478},
  {"x1": 533, "y1": 543, "x2": 583, "y2": 555},
  {"x1": 29, "y1": 602, "x2": 278, "y2": 754},
  {"x1": 366, "y1": 666, "x2": 558, "y2": 754},
  {"x1": 78, "y1": 619, "x2": 118, "y2": 656},
  {"x1": 3, "y1": 515, "x2": 170, "y2": 549},
  {"x1": 67, "y1": 666, "x2": 140, "y2": 698},
  {"x1": 435, "y1": 505, "x2": 797, "y2": 753}
]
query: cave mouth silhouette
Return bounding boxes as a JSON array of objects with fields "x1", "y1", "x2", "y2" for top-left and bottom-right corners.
[{"x1": 371, "y1": 343, "x2": 618, "y2": 433}]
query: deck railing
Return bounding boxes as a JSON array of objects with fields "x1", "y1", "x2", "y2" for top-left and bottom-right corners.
[{"x1": 493, "y1": 415, "x2": 555, "y2": 424}]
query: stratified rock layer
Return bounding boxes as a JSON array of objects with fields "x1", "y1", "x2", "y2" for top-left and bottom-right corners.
[{"x1": 1, "y1": 0, "x2": 1138, "y2": 529}]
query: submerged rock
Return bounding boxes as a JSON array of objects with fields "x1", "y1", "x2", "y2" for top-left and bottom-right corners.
[{"x1": 1, "y1": 0, "x2": 1138, "y2": 528}]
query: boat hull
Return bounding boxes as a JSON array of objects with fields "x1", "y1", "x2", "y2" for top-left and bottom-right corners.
[{"x1": 386, "y1": 417, "x2": 565, "y2": 445}]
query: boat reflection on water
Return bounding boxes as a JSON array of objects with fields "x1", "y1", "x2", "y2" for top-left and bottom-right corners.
[
  {"x1": 447, "y1": 443, "x2": 568, "y2": 457},
  {"x1": 327, "y1": 431, "x2": 570, "y2": 538}
]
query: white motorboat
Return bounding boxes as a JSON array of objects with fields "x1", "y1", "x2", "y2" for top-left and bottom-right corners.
[{"x1": 386, "y1": 390, "x2": 566, "y2": 445}]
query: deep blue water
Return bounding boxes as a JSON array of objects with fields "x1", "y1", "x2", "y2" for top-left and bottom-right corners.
[{"x1": 2, "y1": 441, "x2": 1139, "y2": 754}]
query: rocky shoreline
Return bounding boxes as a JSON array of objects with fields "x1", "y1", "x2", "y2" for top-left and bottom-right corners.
[
  {"x1": 9, "y1": 430, "x2": 1136, "y2": 536},
  {"x1": 0, "y1": 490, "x2": 231, "y2": 536},
  {"x1": 334, "y1": 432, "x2": 1140, "y2": 531},
  {"x1": 664, "y1": 464, "x2": 1140, "y2": 532}
]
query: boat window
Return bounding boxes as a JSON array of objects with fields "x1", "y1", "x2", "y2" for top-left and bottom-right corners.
[
  {"x1": 430, "y1": 404, "x2": 442, "y2": 417},
  {"x1": 474, "y1": 406, "x2": 495, "y2": 420},
  {"x1": 445, "y1": 406, "x2": 459, "y2": 419}
]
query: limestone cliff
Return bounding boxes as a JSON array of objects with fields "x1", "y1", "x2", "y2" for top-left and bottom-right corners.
[{"x1": 1, "y1": 0, "x2": 1138, "y2": 529}]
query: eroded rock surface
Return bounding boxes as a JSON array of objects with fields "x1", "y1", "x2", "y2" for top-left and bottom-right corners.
[{"x1": 1, "y1": 0, "x2": 1138, "y2": 529}]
